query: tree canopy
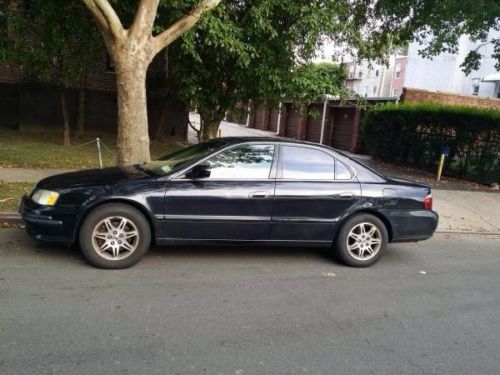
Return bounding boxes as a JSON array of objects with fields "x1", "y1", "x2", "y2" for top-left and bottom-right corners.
[{"x1": 1, "y1": 0, "x2": 499, "y2": 160}]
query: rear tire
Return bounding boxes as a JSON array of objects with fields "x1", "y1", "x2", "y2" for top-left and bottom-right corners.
[
  {"x1": 79, "y1": 203, "x2": 151, "y2": 269},
  {"x1": 335, "y1": 213, "x2": 388, "y2": 267}
]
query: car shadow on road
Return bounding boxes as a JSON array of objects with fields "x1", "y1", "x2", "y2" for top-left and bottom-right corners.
[
  {"x1": 24, "y1": 237, "x2": 420, "y2": 268},
  {"x1": 152, "y1": 244, "x2": 328, "y2": 256}
]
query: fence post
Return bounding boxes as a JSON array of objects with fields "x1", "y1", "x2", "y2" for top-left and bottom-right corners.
[{"x1": 96, "y1": 137, "x2": 103, "y2": 169}]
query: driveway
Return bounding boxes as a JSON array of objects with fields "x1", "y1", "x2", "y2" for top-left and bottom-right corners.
[
  {"x1": 188, "y1": 113, "x2": 276, "y2": 142},
  {"x1": 0, "y1": 228, "x2": 499, "y2": 374}
]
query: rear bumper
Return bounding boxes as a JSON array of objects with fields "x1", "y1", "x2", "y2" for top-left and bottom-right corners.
[
  {"x1": 378, "y1": 208, "x2": 439, "y2": 242},
  {"x1": 19, "y1": 195, "x2": 78, "y2": 244}
]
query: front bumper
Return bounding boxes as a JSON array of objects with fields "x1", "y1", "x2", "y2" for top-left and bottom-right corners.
[
  {"x1": 19, "y1": 195, "x2": 78, "y2": 244},
  {"x1": 378, "y1": 208, "x2": 439, "y2": 242}
]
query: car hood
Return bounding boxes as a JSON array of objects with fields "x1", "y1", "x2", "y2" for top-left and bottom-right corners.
[{"x1": 36, "y1": 165, "x2": 150, "y2": 190}]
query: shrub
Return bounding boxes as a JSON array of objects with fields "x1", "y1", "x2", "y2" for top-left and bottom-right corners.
[{"x1": 362, "y1": 102, "x2": 500, "y2": 184}]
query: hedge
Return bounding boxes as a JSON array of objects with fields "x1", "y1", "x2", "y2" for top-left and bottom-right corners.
[{"x1": 362, "y1": 102, "x2": 500, "y2": 184}]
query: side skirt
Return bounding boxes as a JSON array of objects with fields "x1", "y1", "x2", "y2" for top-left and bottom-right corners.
[{"x1": 155, "y1": 238, "x2": 332, "y2": 248}]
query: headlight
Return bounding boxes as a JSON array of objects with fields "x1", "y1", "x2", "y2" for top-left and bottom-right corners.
[{"x1": 32, "y1": 189, "x2": 60, "y2": 206}]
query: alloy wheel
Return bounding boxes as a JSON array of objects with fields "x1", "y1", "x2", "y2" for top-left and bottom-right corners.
[
  {"x1": 346, "y1": 222, "x2": 382, "y2": 261},
  {"x1": 91, "y1": 216, "x2": 139, "y2": 260}
]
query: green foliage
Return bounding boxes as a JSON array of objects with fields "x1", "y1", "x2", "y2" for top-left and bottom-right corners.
[
  {"x1": 363, "y1": 103, "x2": 500, "y2": 184},
  {"x1": 167, "y1": 0, "x2": 370, "y2": 129},
  {"x1": 1, "y1": 0, "x2": 498, "y2": 146},
  {"x1": 1, "y1": 1, "x2": 100, "y2": 87},
  {"x1": 460, "y1": 37, "x2": 500, "y2": 75},
  {"x1": 286, "y1": 63, "x2": 348, "y2": 104}
]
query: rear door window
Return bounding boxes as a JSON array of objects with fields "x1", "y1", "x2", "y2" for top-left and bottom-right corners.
[
  {"x1": 280, "y1": 146, "x2": 335, "y2": 180},
  {"x1": 279, "y1": 146, "x2": 352, "y2": 180}
]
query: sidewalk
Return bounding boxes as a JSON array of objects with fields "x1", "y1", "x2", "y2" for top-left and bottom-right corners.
[
  {"x1": 0, "y1": 167, "x2": 73, "y2": 183},
  {"x1": 434, "y1": 190, "x2": 500, "y2": 233}
]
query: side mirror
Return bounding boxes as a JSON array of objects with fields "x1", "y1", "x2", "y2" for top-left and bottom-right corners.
[{"x1": 185, "y1": 163, "x2": 211, "y2": 179}]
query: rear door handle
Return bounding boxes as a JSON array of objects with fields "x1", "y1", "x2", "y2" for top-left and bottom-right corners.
[
  {"x1": 338, "y1": 192, "x2": 354, "y2": 199},
  {"x1": 249, "y1": 191, "x2": 270, "y2": 199}
]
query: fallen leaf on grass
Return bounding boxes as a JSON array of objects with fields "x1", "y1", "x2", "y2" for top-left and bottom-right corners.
[{"x1": 0, "y1": 222, "x2": 23, "y2": 228}]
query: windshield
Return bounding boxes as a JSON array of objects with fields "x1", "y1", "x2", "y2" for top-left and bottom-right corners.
[{"x1": 141, "y1": 139, "x2": 228, "y2": 176}]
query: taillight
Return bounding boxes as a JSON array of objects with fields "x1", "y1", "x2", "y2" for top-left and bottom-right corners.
[{"x1": 424, "y1": 194, "x2": 433, "y2": 210}]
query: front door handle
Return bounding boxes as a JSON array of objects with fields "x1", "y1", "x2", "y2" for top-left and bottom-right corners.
[{"x1": 249, "y1": 191, "x2": 270, "y2": 199}]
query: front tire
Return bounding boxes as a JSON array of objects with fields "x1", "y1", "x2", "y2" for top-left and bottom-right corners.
[
  {"x1": 79, "y1": 203, "x2": 151, "y2": 269},
  {"x1": 335, "y1": 213, "x2": 388, "y2": 267}
]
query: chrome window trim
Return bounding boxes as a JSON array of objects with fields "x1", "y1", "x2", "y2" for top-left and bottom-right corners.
[{"x1": 166, "y1": 140, "x2": 358, "y2": 182}]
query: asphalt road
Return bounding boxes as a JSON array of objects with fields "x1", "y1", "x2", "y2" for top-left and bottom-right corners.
[{"x1": 0, "y1": 229, "x2": 499, "y2": 375}]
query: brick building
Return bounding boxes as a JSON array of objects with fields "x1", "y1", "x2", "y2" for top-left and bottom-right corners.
[
  {"x1": 0, "y1": 47, "x2": 187, "y2": 141},
  {"x1": 247, "y1": 98, "x2": 396, "y2": 153},
  {"x1": 247, "y1": 87, "x2": 500, "y2": 154}
]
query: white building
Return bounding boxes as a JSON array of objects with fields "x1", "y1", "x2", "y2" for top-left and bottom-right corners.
[
  {"x1": 345, "y1": 57, "x2": 398, "y2": 98},
  {"x1": 404, "y1": 29, "x2": 500, "y2": 98},
  {"x1": 315, "y1": 29, "x2": 500, "y2": 100}
]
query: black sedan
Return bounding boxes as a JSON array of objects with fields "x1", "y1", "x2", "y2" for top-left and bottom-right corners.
[{"x1": 20, "y1": 137, "x2": 438, "y2": 269}]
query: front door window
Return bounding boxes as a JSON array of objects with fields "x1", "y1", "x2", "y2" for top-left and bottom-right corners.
[{"x1": 206, "y1": 144, "x2": 275, "y2": 179}]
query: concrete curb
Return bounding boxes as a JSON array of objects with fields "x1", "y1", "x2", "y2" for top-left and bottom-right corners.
[
  {"x1": 1, "y1": 212, "x2": 500, "y2": 236},
  {"x1": 435, "y1": 230, "x2": 500, "y2": 236},
  {"x1": 0, "y1": 212, "x2": 23, "y2": 225}
]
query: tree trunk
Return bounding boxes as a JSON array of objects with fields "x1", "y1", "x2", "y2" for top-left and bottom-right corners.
[
  {"x1": 61, "y1": 91, "x2": 70, "y2": 147},
  {"x1": 114, "y1": 60, "x2": 150, "y2": 165},
  {"x1": 77, "y1": 89, "x2": 86, "y2": 136},
  {"x1": 81, "y1": 0, "x2": 221, "y2": 164},
  {"x1": 201, "y1": 118, "x2": 222, "y2": 141}
]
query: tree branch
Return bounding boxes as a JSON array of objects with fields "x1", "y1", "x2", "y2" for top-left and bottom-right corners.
[
  {"x1": 81, "y1": 0, "x2": 125, "y2": 40},
  {"x1": 81, "y1": 0, "x2": 111, "y2": 36},
  {"x1": 130, "y1": 0, "x2": 160, "y2": 40},
  {"x1": 153, "y1": 0, "x2": 221, "y2": 55}
]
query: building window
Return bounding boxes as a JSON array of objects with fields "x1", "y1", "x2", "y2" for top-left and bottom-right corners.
[
  {"x1": 358, "y1": 70, "x2": 363, "y2": 78},
  {"x1": 375, "y1": 70, "x2": 380, "y2": 77},
  {"x1": 372, "y1": 86, "x2": 377, "y2": 95},
  {"x1": 395, "y1": 63, "x2": 401, "y2": 78},
  {"x1": 363, "y1": 86, "x2": 368, "y2": 97},
  {"x1": 472, "y1": 78, "x2": 480, "y2": 96},
  {"x1": 480, "y1": 32, "x2": 488, "y2": 43},
  {"x1": 392, "y1": 89, "x2": 398, "y2": 97},
  {"x1": 349, "y1": 65, "x2": 355, "y2": 78}
]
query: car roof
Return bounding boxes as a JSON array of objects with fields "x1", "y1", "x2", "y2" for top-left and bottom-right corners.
[{"x1": 217, "y1": 136, "x2": 323, "y2": 147}]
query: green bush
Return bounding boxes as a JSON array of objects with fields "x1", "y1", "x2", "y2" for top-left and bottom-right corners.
[{"x1": 362, "y1": 102, "x2": 500, "y2": 184}]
